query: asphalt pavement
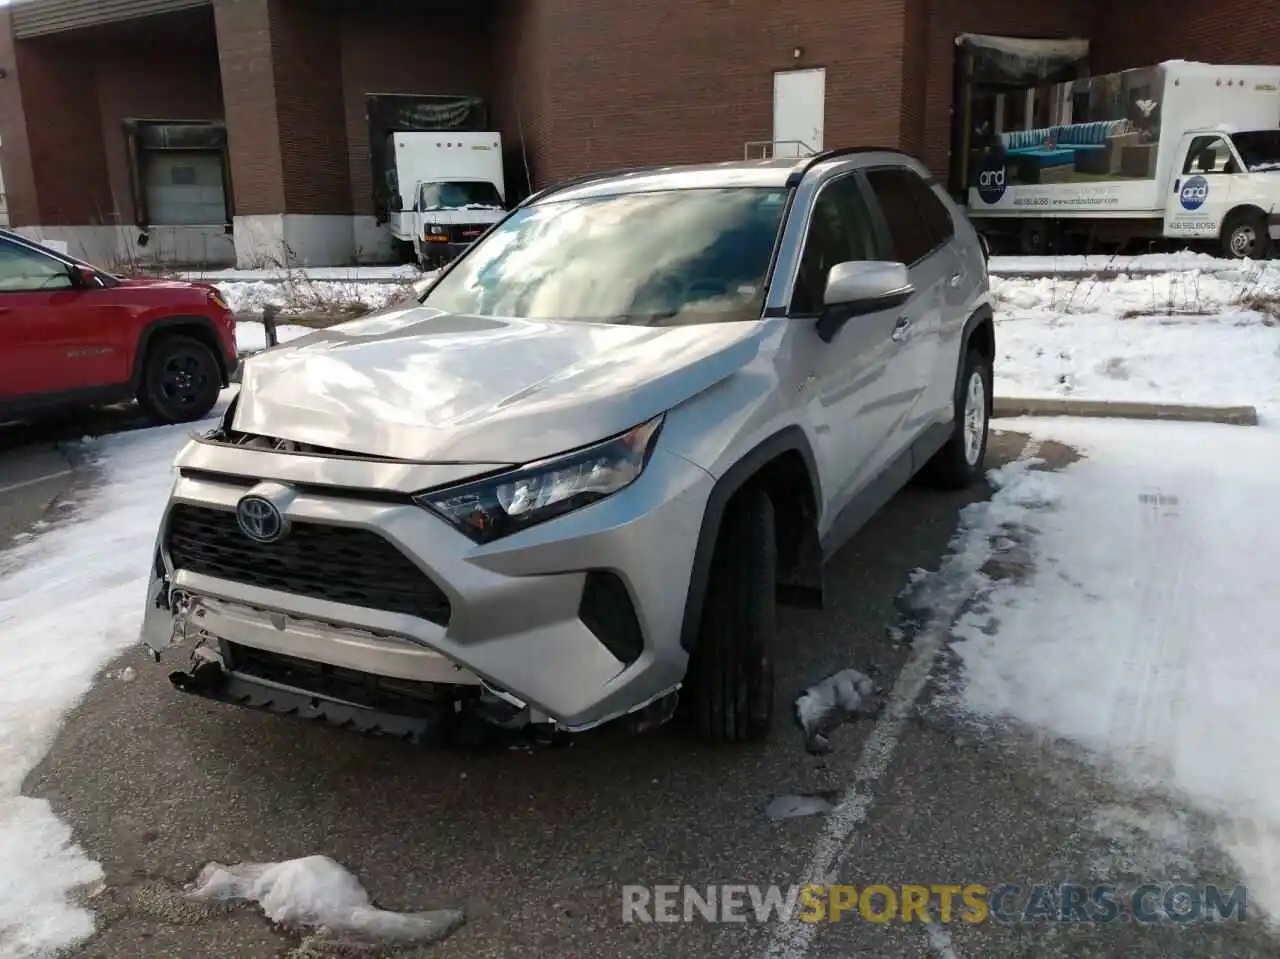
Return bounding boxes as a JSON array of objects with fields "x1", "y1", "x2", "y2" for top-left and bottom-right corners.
[{"x1": 6, "y1": 427, "x2": 1273, "y2": 959}]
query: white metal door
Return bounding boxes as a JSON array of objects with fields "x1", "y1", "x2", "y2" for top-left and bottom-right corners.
[{"x1": 773, "y1": 68, "x2": 825, "y2": 157}]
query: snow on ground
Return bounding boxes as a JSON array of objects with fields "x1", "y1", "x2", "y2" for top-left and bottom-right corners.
[
  {"x1": 992, "y1": 268, "x2": 1280, "y2": 420},
  {"x1": 0, "y1": 403, "x2": 227, "y2": 957},
  {"x1": 179, "y1": 265, "x2": 420, "y2": 283},
  {"x1": 990, "y1": 252, "x2": 1280, "y2": 277},
  {"x1": 235, "y1": 322, "x2": 317, "y2": 355},
  {"x1": 189, "y1": 855, "x2": 463, "y2": 947},
  {"x1": 946, "y1": 418, "x2": 1280, "y2": 920},
  {"x1": 213, "y1": 280, "x2": 411, "y2": 317}
]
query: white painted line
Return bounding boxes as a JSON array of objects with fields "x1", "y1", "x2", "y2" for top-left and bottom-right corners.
[
  {"x1": 763, "y1": 437, "x2": 1038, "y2": 959},
  {"x1": 762, "y1": 610, "x2": 954, "y2": 959},
  {"x1": 0, "y1": 469, "x2": 73, "y2": 496}
]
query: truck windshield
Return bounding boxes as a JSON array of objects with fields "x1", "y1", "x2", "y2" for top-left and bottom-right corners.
[
  {"x1": 418, "y1": 181, "x2": 505, "y2": 211},
  {"x1": 421, "y1": 187, "x2": 788, "y2": 326},
  {"x1": 1231, "y1": 131, "x2": 1280, "y2": 172}
]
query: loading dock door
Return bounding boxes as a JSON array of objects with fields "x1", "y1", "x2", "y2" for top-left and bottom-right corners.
[{"x1": 773, "y1": 68, "x2": 825, "y2": 157}]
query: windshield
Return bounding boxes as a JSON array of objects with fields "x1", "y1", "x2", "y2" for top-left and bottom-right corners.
[
  {"x1": 421, "y1": 187, "x2": 788, "y2": 326},
  {"x1": 1231, "y1": 131, "x2": 1280, "y2": 172},
  {"x1": 418, "y1": 181, "x2": 505, "y2": 211}
]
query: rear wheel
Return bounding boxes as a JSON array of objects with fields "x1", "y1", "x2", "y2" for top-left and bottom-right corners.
[
  {"x1": 683, "y1": 488, "x2": 777, "y2": 744},
  {"x1": 922, "y1": 347, "x2": 993, "y2": 489},
  {"x1": 1221, "y1": 209, "x2": 1270, "y2": 260},
  {"x1": 137, "y1": 334, "x2": 222, "y2": 424}
]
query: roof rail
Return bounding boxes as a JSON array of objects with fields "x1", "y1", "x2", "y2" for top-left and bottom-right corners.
[
  {"x1": 519, "y1": 165, "x2": 669, "y2": 207},
  {"x1": 784, "y1": 145, "x2": 925, "y2": 186}
]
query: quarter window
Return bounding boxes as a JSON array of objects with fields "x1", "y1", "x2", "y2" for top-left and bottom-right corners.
[
  {"x1": 790, "y1": 175, "x2": 879, "y2": 315},
  {"x1": 0, "y1": 240, "x2": 73, "y2": 293},
  {"x1": 865, "y1": 166, "x2": 953, "y2": 265}
]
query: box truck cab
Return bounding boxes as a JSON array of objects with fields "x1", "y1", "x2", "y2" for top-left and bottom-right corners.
[
  {"x1": 1163, "y1": 127, "x2": 1280, "y2": 258},
  {"x1": 967, "y1": 62, "x2": 1280, "y2": 259},
  {"x1": 386, "y1": 132, "x2": 506, "y2": 268}
]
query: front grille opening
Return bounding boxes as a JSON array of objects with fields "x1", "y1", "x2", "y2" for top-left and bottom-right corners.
[
  {"x1": 165, "y1": 504, "x2": 451, "y2": 626},
  {"x1": 578, "y1": 571, "x2": 644, "y2": 666},
  {"x1": 223, "y1": 643, "x2": 467, "y2": 718}
]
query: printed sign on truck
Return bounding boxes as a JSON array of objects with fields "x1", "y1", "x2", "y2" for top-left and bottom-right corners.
[{"x1": 969, "y1": 64, "x2": 1165, "y2": 213}]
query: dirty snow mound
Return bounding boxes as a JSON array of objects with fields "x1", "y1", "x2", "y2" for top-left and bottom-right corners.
[{"x1": 190, "y1": 855, "x2": 463, "y2": 946}]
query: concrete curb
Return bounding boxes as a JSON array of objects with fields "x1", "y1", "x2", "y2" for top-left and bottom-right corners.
[{"x1": 993, "y1": 396, "x2": 1258, "y2": 426}]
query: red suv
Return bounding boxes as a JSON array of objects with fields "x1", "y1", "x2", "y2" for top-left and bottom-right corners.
[{"x1": 0, "y1": 230, "x2": 237, "y2": 425}]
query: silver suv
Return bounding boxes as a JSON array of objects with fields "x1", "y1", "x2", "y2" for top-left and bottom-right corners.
[{"x1": 141, "y1": 148, "x2": 994, "y2": 745}]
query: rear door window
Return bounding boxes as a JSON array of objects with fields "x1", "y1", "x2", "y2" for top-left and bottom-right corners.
[{"x1": 864, "y1": 167, "x2": 953, "y2": 265}]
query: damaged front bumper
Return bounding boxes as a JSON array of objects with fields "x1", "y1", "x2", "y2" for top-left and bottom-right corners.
[{"x1": 139, "y1": 439, "x2": 712, "y2": 740}]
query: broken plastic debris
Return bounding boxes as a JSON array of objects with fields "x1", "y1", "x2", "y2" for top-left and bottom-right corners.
[
  {"x1": 188, "y1": 855, "x2": 463, "y2": 946},
  {"x1": 795, "y1": 668, "x2": 885, "y2": 754}
]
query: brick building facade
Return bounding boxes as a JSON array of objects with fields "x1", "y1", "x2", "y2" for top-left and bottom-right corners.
[{"x1": 0, "y1": 0, "x2": 1275, "y2": 268}]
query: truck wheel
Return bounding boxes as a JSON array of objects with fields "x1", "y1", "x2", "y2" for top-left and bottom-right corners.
[
  {"x1": 1019, "y1": 220, "x2": 1051, "y2": 257},
  {"x1": 137, "y1": 334, "x2": 222, "y2": 425},
  {"x1": 683, "y1": 488, "x2": 777, "y2": 744},
  {"x1": 1221, "y1": 210, "x2": 1270, "y2": 260},
  {"x1": 921, "y1": 347, "x2": 993, "y2": 489},
  {"x1": 393, "y1": 239, "x2": 415, "y2": 264}
]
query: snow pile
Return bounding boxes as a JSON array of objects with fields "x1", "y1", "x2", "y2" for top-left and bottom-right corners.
[
  {"x1": 992, "y1": 271, "x2": 1280, "y2": 419},
  {"x1": 189, "y1": 856, "x2": 463, "y2": 947},
  {"x1": 949, "y1": 419, "x2": 1280, "y2": 919},
  {"x1": 180, "y1": 265, "x2": 420, "y2": 283},
  {"x1": 989, "y1": 252, "x2": 1278, "y2": 277},
  {"x1": 794, "y1": 669, "x2": 884, "y2": 754},
  {"x1": 0, "y1": 416, "x2": 223, "y2": 957},
  {"x1": 214, "y1": 279, "x2": 411, "y2": 317},
  {"x1": 235, "y1": 322, "x2": 316, "y2": 355},
  {"x1": 991, "y1": 268, "x2": 1280, "y2": 317}
]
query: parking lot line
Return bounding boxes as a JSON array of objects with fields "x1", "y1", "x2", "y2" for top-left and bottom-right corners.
[
  {"x1": 0, "y1": 469, "x2": 74, "y2": 496},
  {"x1": 763, "y1": 437, "x2": 1039, "y2": 959}
]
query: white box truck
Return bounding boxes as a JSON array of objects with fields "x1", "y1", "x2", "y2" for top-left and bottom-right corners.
[
  {"x1": 966, "y1": 61, "x2": 1280, "y2": 259},
  {"x1": 386, "y1": 131, "x2": 506, "y2": 267}
]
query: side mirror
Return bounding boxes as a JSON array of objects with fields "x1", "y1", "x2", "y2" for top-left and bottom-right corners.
[
  {"x1": 815, "y1": 261, "x2": 913, "y2": 343},
  {"x1": 70, "y1": 264, "x2": 99, "y2": 288}
]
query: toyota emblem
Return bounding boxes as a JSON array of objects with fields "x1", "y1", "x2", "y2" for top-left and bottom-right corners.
[{"x1": 236, "y1": 495, "x2": 286, "y2": 543}]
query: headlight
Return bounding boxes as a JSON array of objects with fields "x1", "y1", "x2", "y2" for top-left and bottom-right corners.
[
  {"x1": 207, "y1": 288, "x2": 229, "y2": 310},
  {"x1": 415, "y1": 416, "x2": 664, "y2": 544}
]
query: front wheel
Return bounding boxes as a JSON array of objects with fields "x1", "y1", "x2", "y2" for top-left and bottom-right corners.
[
  {"x1": 683, "y1": 488, "x2": 777, "y2": 744},
  {"x1": 921, "y1": 347, "x2": 993, "y2": 489},
  {"x1": 1221, "y1": 210, "x2": 1271, "y2": 261},
  {"x1": 137, "y1": 334, "x2": 223, "y2": 424}
]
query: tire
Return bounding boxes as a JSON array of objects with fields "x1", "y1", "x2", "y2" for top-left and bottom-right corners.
[
  {"x1": 393, "y1": 239, "x2": 416, "y2": 264},
  {"x1": 683, "y1": 487, "x2": 777, "y2": 744},
  {"x1": 1221, "y1": 210, "x2": 1270, "y2": 261},
  {"x1": 137, "y1": 334, "x2": 223, "y2": 425},
  {"x1": 922, "y1": 347, "x2": 993, "y2": 489},
  {"x1": 1019, "y1": 219, "x2": 1051, "y2": 257}
]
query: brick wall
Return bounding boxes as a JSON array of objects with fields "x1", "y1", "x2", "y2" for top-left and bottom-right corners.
[
  {"x1": 95, "y1": 39, "x2": 223, "y2": 224},
  {"x1": 339, "y1": 4, "x2": 492, "y2": 217},
  {"x1": 0, "y1": 9, "x2": 40, "y2": 225},
  {"x1": 1094, "y1": 0, "x2": 1280, "y2": 73},
  {"x1": 214, "y1": 0, "x2": 285, "y2": 215},
  {"x1": 491, "y1": 0, "x2": 548, "y2": 198},
  {"x1": 520, "y1": 0, "x2": 912, "y2": 186}
]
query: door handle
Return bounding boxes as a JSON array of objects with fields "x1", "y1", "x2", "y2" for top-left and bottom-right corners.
[
  {"x1": 891, "y1": 316, "x2": 912, "y2": 343},
  {"x1": 948, "y1": 271, "x2": 964, "y2": 288}
]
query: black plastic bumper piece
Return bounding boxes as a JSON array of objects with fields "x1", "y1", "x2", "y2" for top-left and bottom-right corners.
[{"x1": 169, "y1": 664, "x2": 442, "y2": 744}]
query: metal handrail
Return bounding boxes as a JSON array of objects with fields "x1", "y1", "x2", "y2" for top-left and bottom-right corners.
[{"x1": 744, "y1": 139, "x2": 816, "y2": 160}]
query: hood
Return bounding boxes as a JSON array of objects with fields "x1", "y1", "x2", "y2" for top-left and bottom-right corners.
[
  {"x1": 233, "y1": 304, "x2": 762, "y2": 463},
  {"x1": 114, "y1": 274, "x2": 208, "y2": 292}
]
